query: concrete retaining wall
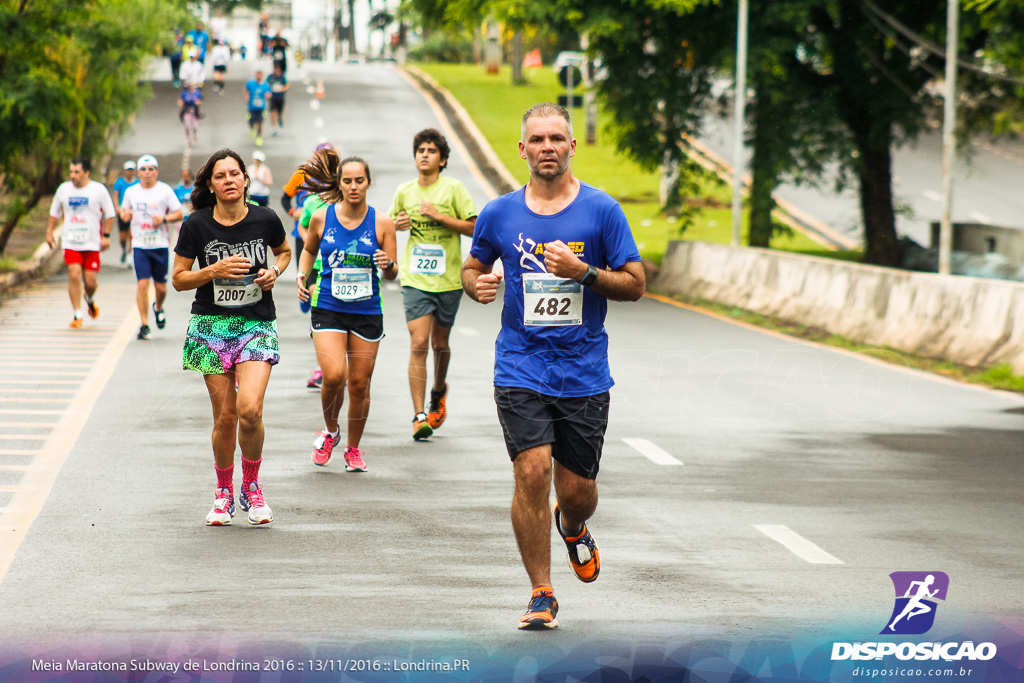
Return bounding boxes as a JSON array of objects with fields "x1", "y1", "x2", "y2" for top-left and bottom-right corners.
[{"x1": 653, "y1": 240, "x2": 1024, "y2": 372}]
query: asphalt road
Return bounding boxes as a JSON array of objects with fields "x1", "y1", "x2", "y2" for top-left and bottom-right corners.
[{"x1": 0, "y1": 57, "x2": 1022, "y2": 677}]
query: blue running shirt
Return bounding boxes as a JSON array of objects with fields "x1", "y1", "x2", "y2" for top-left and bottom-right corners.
[
  {"x1": 469, "y1": 182, "x2": 641, "y2": 397},
  {"x1": 312, "y1": 205, "x2": 382, "y2": 315}
]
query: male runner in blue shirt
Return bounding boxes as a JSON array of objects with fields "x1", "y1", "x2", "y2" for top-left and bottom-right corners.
[{"x1": 462, "y1": 102, "x2": 645, "y2": 630}]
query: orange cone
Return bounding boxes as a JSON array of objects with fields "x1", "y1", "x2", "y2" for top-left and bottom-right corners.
[{"x1": 315, "y1": 79, "x2": 325, "y2": 98}]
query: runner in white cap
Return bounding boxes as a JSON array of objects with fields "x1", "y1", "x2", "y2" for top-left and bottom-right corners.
[{"x1": 119, "y1": 154, "x2": 183, "y2": 340}]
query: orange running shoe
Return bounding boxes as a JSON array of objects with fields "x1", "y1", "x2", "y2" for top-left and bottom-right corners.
[
  {"x1": 412, "y1": 412, "x2": 432, "y2": 441},
  {"x1": 518, "y1": 586, "x2": 558, "y2": 630},
  {"x1": 69, "y1": 318, "x2": 83, "y2": 329},
  {"x1": 86, "y1": 299, "x2": 99, "y2": 319},
  {"x1": 427, "y1": 384, "x2": 448, "y2": 430},
  {"x1": 553, "y1": 500, "x2": 601, "y2": 583}
]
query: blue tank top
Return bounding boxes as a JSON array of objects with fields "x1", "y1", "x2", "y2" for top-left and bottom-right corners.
[{"x1": 312, "y1": 204, "x2": 382, "y2": 314}]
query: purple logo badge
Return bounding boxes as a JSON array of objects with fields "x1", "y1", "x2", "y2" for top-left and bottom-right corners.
[{"x1": 881, "y1": 571, "x2": 949, "y2": 635}]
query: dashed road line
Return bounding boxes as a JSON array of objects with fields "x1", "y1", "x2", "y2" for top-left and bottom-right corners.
[
  {"x1": 622, "y1": 437, "x2": 683, "y2": 466},
  {"x1": 754, "y1": 524, "x2": 844, "y2": 565}
]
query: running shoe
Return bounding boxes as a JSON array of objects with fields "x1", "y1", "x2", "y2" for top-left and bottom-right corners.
[
  {"x1": 238, "y1": 480, "x2": 273, "y2": 525},
  {"x1": 205, "y1": 487, "x2": 235, "y2": 526},
  {"x1": 312, "y1": 430, "x2": 339, "y2": 466},
  {"x1": 343, "y1": 447, "x2": 368, "y2": 472},
  {"x1": 427, "y1": 384, "x2": 448, "y2": 430},
  {"x1": 518, "y1": 587, "x2": 559, "y2": 630},
  {"x1": 412, "y1": 412, "x2": 432, "y2": 440},
  {"x1": 137, "y1": 324, "x2": 151, "y2": 340},
  {"x1": 255, "y1": 136, "x2": 263, "y2": 147},
  {"x1": 120, "y1": 251, "x2": 127, "y2": 265},
  {"x1": 70, "y1": 317, "x2": 83, "y2": 329},
  {"x1": 553, "y1": 500, "x2": 601, "y2": 583},
  {"x1": 86, "y1": 300, "x2": 99, "y2": 319},
  {"x1": 306, "y1": 368, "x2": 323, "y2": 390},
  {"x1": 152, "y1": 303, "x2": 166, "y2": 329}
]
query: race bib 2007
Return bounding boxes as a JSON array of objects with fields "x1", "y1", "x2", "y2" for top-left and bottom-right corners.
[{"x1": 213, "y1": 274, "x2": 262, "y2": 308}]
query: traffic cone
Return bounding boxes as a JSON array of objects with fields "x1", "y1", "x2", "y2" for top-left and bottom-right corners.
[{"x1": 315, "y1": 79, "x2": 325, "y2": 98}]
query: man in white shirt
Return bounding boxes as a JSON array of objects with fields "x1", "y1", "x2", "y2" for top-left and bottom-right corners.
[
  {"x1": 179, "y1": 52, "x2": 206, "y2": 89},
  {"x1": 119, "y1": 154, "x2": 183, "y2": 340},
  {"x1": 46, "y1": 157, "x2": 116, "y2": 328}
]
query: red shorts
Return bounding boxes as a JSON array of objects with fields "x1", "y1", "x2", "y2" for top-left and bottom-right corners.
[{"x1": 64, "y1": 249, "x2": 101, "y2": 272}]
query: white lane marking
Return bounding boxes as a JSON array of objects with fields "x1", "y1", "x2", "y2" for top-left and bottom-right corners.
[
  {"x1": 457, "y1": 327, "x2": 480, "y2": 337},
  {"x1": 622, "y1": 438, "x2": 682, "y2": 466},
  {"x1": 922, "y1": 190, "x2": 942, "y2": 202},
  {"x1": 754, "y1": 524, "x2": 844, "y2": 565}
]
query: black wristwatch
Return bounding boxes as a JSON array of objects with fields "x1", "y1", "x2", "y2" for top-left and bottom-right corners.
[{"x1": 578, "y1": 264, "x2": 598, "y2": 287}]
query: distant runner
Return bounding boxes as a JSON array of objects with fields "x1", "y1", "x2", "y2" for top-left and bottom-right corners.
[{"x1": 46, "y1": 157, "x2": 116, "y2": 328}]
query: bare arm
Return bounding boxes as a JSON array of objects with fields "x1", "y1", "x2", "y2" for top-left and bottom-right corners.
[
  {"x1": 46, "y1": 215, "x2": 59, "y2": 249},
  {"x1": 461, "y1": 254, "x2": 501, "y2": 304},
  {"x1": 296, "y1": 209, "x2": 324, "y2": 302},
  {"x1": 420, "y1": 202, "x2": 476, "y2": 237},
  {"x1": 542, "y1": 240, "x2": 646, "y2": 302},
  {"x1": 173, "y1": 253, "x2": 252, "y2": 292},
  {"x1": 253, "y1": 238, "x2": 291, "y2": 291},
  {"x1": 373, "y1": 213, "x2": 399, "y2": 281}
]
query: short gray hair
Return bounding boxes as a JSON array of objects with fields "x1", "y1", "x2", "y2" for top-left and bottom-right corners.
[{"x1": 521, "y1": 102, "x2": 573, "y2": 140}]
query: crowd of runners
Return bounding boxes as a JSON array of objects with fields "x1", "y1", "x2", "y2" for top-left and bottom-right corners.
[{"x1": 44, "y1": 44, "x2": 646, "y2": 630}]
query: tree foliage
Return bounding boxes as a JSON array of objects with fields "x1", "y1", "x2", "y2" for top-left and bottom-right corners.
[
  {"x1": 402, "y1": 0, "x2": 1024, "y2": 266},
  {"x1": 0, "y1": 0, "x2": 189, "y2": 255}
]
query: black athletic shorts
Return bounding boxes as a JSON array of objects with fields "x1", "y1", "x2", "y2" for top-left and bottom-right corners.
[
  {"x1": 310, "y1": 306, "x2": 384, "y2": 342},
  {"x1": 269, "y1": 98, "x2": 284, "y2": 114},
  {"x1": 118, "y1": 216, "x2": 131, "y2": 233},
  {"x1": 494, "y1": 387, "x2": 610, "y2": 480}
]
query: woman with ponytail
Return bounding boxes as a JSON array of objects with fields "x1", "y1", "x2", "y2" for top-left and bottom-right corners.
[
  {"x1": 296, "y1": 152, "x2": 397, "y2": 472},
  {"x1": 172, "y1": 148, "x2": 291, "y2": 526}
]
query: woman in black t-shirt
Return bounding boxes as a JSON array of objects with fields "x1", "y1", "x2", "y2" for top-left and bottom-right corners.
[{"x1": 172, "y1": 148, "x2": 291, "y2": 527}]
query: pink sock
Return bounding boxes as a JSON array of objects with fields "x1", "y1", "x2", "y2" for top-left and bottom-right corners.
[
  {"x1": 215, "y1": 465, "x2": 234, "y2": 491},
  {"x1": 241, "y1": 457, "x2": 261, "y2": 486}
]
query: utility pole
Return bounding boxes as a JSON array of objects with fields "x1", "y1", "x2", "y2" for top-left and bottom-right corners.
[
  {"x1": 731, "y1": 0, "x2": 748, "y2": 247},
  {"x1": 939, "y1": 0, "x2": 959, "y2": 275}
]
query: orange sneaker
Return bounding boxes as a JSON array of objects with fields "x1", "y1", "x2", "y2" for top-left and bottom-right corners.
[
  {"x1": 553, "y1": 500, "x2": 600, "y2": 583},
  {"x1": 518, "y1": 586, "x2": 558, "y2": 630},
  {"x1": 69, "y1": 318, "x2": 83, "y2": 329},
  {"x1": 86, "y1": 299, "x2": 99, "y2": 319},
  {"x1": 427, "y1": 384, "x2": 447, "y2": 430},
  {"x1": 412, "y1": 412, "x2": 432, "y2": 441}
]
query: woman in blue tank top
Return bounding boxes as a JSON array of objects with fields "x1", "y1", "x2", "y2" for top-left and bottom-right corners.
[{"x1": 295, "y1": 152, "x2": 398, "y2": 472}]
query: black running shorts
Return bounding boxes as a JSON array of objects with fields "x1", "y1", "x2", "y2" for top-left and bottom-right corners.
[
  {"x1": 310, "y1": 306, "x2": 384, "y2": 342},
  {"x1": 494, "y1": 387, "x2": 610, "y2": 480}
]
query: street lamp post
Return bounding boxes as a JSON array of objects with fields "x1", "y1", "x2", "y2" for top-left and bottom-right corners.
[
  {"x1": 731, "y1": 0, "x2": 748, "y2": 248},
  {"x1": 939, "y1": 0, "x2": 959, "y2": 275}
]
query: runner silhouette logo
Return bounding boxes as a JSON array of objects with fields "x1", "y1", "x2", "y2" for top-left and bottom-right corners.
[{"x1": 881, "y1": 571, "x2": 949, "y2": 635}]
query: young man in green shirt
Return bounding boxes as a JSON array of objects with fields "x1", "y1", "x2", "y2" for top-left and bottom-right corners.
[{"x1": 389, "y1": 129, "x2": 478, "y2": 440}]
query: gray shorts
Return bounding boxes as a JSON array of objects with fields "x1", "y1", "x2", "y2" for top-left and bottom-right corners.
[{"x1": 401, "y1": 287, "x2": 462, "y2": 327}]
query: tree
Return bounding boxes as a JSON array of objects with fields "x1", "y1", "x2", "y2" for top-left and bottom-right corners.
[{"x1": 0, "y1": 0, "x2": 187, "y2": 255}]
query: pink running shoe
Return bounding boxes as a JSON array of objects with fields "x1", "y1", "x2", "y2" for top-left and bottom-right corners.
[
  {"x1": 307, "y1": 369, "x2": 323, "y2": 390},
  {"x1": 312, "y1": 430, "x2": 340, "y2": 466},
  {"x1": 238, "y1": 481, "x2": 273, "y2": 525},
  {"x1": 344, "y1": 447, "x2": 368, "y2": 472}
]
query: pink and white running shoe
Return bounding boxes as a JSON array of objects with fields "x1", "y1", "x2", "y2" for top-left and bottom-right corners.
[
  {"x1": 312, "y1": 431, "x2": 340, "y2": 466},
  {"x1": 344, "y1": 447, "x2": 368, "y2": 473}
]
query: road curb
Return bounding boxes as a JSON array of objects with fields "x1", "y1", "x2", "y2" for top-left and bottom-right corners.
[
  {"x1": 0, "y1": 239, "x2": 65, "y2": 297},
  {"x1": 399, "y1": 65, "x2": 521, "y2": 197}
]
